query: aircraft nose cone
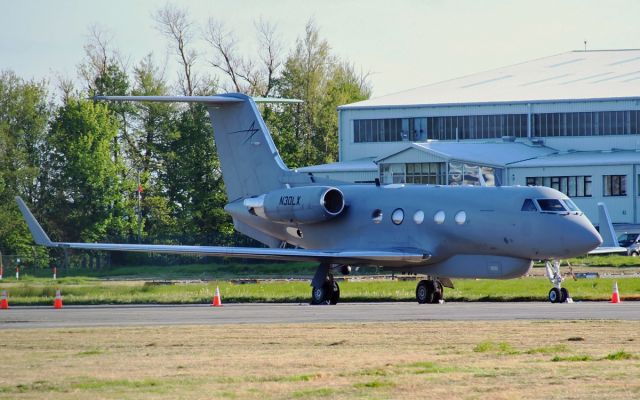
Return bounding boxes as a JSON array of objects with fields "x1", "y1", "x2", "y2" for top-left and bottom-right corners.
[{"x1": 574, "y1": 219, "x2": 603, "y2": 254}]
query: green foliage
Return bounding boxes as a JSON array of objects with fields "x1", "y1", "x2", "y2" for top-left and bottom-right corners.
[
  {"x1": 46, "y1": 96, "x2": 135, "y2": 243},
  {"x1": 268, "y1": 21, "x2": 371, "y2": 167},
  {"x1": 0, "y1": 71, "x2": 51, "y2": 261}
]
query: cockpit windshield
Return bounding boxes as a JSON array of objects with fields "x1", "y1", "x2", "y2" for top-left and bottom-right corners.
[{"x1": 536, "y1": 199, "x2": 567, "y2": 212}]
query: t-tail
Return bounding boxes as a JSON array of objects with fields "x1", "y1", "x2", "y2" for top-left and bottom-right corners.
[{"x1": 94, "y1": 93, "x2": 298, "y2": 202}]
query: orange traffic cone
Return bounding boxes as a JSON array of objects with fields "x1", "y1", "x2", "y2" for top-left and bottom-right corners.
[
  {"x1": 1, "y1": 290, "x2": 8, "y2": 309},
  {"x1": 53, "y1": 288, "x2": 63, "y2": 309},
  {"x1": 611, "y1": 281, "x2": 621, "y2": 304},
  {"x1": 211, "y1": 286, "x2": 223, "y2": 307}
]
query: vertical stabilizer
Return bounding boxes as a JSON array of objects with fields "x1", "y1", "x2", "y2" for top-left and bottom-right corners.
[
  {"x1": 205, "y1": 93, "x2": 290, "y2": 201},
  {"x1": 94, "y1": 94, "x2": 294, "y2": 201}
]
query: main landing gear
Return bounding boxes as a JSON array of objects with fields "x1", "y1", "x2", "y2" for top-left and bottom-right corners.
[
  {"x1": 545, "y1": 259, "x2": 570, "y2": 303},
  {"x1": 310, "y1": 263, "x2": 342, "y2": 305},
  {"x1": 416, "y1": 279, "x2": 444, "y2": 304}
]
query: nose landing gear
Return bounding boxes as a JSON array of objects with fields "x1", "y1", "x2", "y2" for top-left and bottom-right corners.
[{"x1": 545, "y1": 260, "x2": 571, "y2": 303}]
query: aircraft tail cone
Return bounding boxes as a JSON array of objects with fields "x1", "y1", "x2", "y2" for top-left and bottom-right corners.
[
  {"x1": 611, "y1": 281, "x2": 621, "y2": 304},
  {"x1": 53, "y1": 288, "x2": 63, "y2": 309},
  {"x1": 211, "y1": 286, "x2": 223, "y2": 307},
  {"x1": 1, "y1": 290, "x2": 8, "y2": 309}
]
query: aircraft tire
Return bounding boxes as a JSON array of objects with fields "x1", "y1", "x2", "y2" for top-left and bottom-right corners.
[
  {"x1": 548, "y1": 287, "x2": 561, "y2": 303},
  {"x1": 560, "y1": 288, "x2": 569, "y2": 303},
  {"x1": 431, "y1": 281, "x2": 444, "y2": 304},
  {"x1": 311, "y1": 285, "x2": 330, "y2": 305},
  {"x1": 416, "y1": 280, "x2": 434, "y2": 304},
  {"x1": 329, "y1": 282, "x2": 340, "y2": 305}
]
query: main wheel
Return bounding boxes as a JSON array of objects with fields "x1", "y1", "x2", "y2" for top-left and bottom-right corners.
[
  {"x1": 329, "y1": 282, "x2": 340, "y2": 305},
  {"x1": 416, "y1": 280, "x2": 434, "y2": 304},
  {"x1": 311, "y1": 285, "x2": 329, "y2": 305},
  {"x1": 560, "y1": 288, "x2": 569, "y2": 303},
  {"x1": 431, "y1": 281, "x2": 444, "y2": 304},
  {"x1": 548, "y1": 287, "x2": 561, "y2": 303}
]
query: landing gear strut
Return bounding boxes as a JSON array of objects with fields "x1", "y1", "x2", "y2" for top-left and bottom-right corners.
[
  {"x1": 416, "y1": 279, "x2": 443, "y2": 304},
  {"x1": 310, "y1": 264, "x2": 341, "y2": 305},
  {"x1": 545, "y1": 259, "x2": 570, "y2": 303}
]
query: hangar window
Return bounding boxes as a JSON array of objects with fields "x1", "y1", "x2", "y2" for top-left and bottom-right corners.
[
  {"x1": 526, "y1": 176, "x2": 592, "y2": 197},
  {"x1": 604, "y1": 175, "x2": 627, "y2": 197},
  {"x1": 391, "y1": 208, "x2": 404, "y2": 225},
  {"x1": 536, "y1": 199, "x2": 567, "y2": 212},
  {"x1": 533, "y1": 110, "x2": 640, "y2": 137},
  {"x1": 521, "y1": 199, "x2": 537, "y2": 211}
]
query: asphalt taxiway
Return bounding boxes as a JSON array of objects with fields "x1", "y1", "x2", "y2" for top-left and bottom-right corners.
[{"x1": 1, "y1": 302, "x2": 639, "y2": 329}]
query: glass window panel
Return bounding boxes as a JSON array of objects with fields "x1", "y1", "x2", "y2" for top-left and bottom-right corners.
[
  {"x1": 568, "y1": 176, "x2": 577, "y2": 197},
  {"x1": 401, "y1": 119, "x2": 408, "y2": 140}
]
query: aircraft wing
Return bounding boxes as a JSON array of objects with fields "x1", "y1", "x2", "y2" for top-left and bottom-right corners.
[
  {"x1": 16, "y1": 197, "x2": 430, "y2": 265},
  {"x1": 587, "y1": 246, "x2": 628, "y2": 255}
]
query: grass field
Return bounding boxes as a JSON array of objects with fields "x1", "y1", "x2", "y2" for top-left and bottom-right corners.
[
  {"x1": 1, "y1": 276, "x2": 640, "y2": 305},
  {"x1": 1, "y1": 321, "x2": 639, "y2": 399}
]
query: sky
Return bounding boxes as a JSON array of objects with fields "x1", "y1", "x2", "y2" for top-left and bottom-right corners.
[{"x1": 2, "y1": 0, "x2": 640, "y2": 97}]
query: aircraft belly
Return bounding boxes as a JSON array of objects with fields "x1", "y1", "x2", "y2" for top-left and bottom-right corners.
[{"x1": 411, "y1": 255, "x2": 532, "y2": 279}]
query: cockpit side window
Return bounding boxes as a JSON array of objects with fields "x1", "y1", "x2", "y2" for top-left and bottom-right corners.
[
  {"x1": 521, "y1": 199, "x2": 537, "y2": 211},
  {"x1": 562, "y1": 198, "x2": 580, "y2": 212},
  {"x1": 536, "y1": 199, "x2": 567, "y2": 212}
]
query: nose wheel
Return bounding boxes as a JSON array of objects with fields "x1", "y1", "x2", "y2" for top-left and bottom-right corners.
[{"x1": 545, "y1": 260, "x2": 571, "y2": 303}]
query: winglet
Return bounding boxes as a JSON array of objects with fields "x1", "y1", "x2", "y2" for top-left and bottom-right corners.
[
  {"x1": 15, "y1": 197, "x2": 55, "y2": 246},
  {"x1": 597, "y1": 202, "x2": 620, "y2": 247}
]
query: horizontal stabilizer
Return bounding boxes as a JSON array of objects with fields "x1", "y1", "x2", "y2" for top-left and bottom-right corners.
[
  {"x1": 93, "y1": 95, "x2": 244, "y2": 104},
  {"x1": 93, "y1": 95, "x2": 302, "y2": 104}
]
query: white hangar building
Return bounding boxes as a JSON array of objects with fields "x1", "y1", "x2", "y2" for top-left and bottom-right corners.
[{"x1": 298, "y1": 50, "x2": 640, "y2": 226}]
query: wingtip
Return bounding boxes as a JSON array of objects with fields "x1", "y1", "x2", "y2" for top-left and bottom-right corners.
[{"x1": 15, "y1": 196, "x2": 54, "y2": 247}]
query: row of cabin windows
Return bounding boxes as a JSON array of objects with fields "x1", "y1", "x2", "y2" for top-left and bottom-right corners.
[
  {"x1": 372, "y1": 208, "x2": 466, "y2": 225},
  {"x1": 526, "y1": 175, "x2": 627, "y2": 197},
  {"x1": 353, "y1": 110, "x2": 640, "y2": 143}
]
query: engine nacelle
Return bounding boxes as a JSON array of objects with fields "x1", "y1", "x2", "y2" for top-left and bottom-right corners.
[{"x1": 243, "y1": 186, "x2": 346, "y2": 224}]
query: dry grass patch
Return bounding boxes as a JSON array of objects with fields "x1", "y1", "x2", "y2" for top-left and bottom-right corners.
[{"x1": 1, "y1": 321, "x2": 639, "y2": 399}]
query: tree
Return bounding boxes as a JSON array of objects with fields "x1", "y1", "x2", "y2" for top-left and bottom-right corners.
[
  {"x1": 46, "y1": 97, "x2": 136, "y2": 243},
  {"x1": 161, "y1": 103, "x2": 233, "y2": 245},
  {"x1": 154, "y1": 4, "x2": 203, "y2": 96},
  {"x1": 273, "y1": 20, "x2": 371, "y2": 166},
  {"x1": 0, "y1": 71, "x2": 51, "y2": 261},
  {"x1": 130, "y1": 55, "x2": 181, "y2": 241},
  {"x1": 204, "y1": 18, "x2": 282, "y2": 96}
]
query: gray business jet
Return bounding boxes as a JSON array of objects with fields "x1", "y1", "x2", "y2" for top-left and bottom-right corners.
[{"x1": 16, "y1": 93, "x2": 602, "y2": 305}]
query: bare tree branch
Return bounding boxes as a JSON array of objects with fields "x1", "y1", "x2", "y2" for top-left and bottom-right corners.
[
  {"x1": 153, "y1": 4, "x2": 198, "y2": 96},
  {"x1": 203, "y1": 18, "x2": 283, "y2": 97},
  {"x1": 255, "y1": 18, "x2": 282, "y2": 97},
  {"x1": 203, "y1": 19, "x2": 243, "y2": 93}
]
